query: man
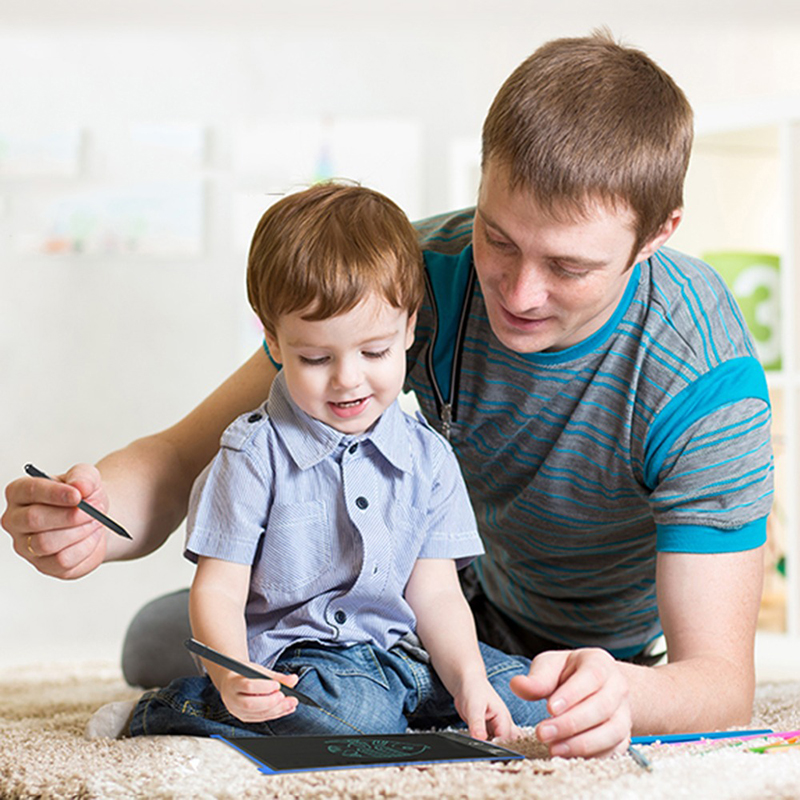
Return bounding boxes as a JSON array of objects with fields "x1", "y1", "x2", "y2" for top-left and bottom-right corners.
[{"x1": 3, "y1": 31, "x2": 771, "y2": 758}]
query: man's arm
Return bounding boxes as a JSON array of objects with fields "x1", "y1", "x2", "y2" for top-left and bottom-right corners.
[
  {"x1": 511, "y1": 546, "x2": 764, "y2": 757},
  {"x1": 2, "y1": 348, "x2": 277, "y2": 578}
]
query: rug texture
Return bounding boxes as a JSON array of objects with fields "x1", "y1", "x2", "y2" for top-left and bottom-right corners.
[{"x1": 1, "y1": 661, "x2": 799, "y2": 799}]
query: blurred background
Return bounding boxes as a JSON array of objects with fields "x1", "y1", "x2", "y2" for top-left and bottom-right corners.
[{"x1": 2, "y1": 0, "x2": 799, "y2": 677}]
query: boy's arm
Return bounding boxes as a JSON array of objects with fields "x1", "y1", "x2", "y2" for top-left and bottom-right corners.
[
  {"x1": 2, "y1": 348, "x2": 277, "y2": 579},
  {"x1": 189, "y1": 555, "x2": 299, "y2": 723},
  {"x1": 405, "y1": 558, "x2": 515, "y2": 741}
]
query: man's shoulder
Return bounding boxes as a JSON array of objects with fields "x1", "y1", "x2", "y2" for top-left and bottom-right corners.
[
  {"x1": 414, "y1": 208, "x2": 475, "y2": 256},
  {"x1": 641, "y1": 246, "x2": 758, "y2": 364}
]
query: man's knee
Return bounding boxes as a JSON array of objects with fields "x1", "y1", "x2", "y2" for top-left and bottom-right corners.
[{"x1": 121, "y1": 588, "x2": 197, "y2": 688}]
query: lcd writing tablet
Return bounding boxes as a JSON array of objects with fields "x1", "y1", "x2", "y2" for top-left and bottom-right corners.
[{"x1": 213, "y1": 731, "x2": 524, "y2": 774}]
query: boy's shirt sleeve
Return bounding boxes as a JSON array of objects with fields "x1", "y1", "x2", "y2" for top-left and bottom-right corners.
[
  {"x1": 413, "y1": 421, "x2": 484, "y2": 569},
  {"x1": 185, "y1": 416, "x2": 272, "y2": 565}
]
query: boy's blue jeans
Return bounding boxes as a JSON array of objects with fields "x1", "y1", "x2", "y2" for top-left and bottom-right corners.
[{"x1": 129, "y1": 641, "x2": 549, "y2": 737}]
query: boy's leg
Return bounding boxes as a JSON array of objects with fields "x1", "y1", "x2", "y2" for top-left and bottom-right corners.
[
  {"x1": 263, "y1": 643, "x2": 416, "y2": 736},
  {"x1": 128, "y1": 676, "x2": 261, "y2": 738},
  {"x1": 128, "y1": 643, "x2": 419, "y2": 738}
]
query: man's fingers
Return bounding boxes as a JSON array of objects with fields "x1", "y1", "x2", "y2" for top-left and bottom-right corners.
[
  {"x1": 509, "y1": 673, "x2": 546, "y2": 702},
  {"x1": 540, "y1": 718, "x2": 631, "y2": 759},
  {"x1": 60, "y1": 464, "x2": 103, "y2": 501},
  {"x1": 531, "y1": 649, "x2": 632, "y2": 759},
  {"x1": 28, "y1": 529, "x2": 108, "y2": 579},
  {"x1": 516, "y1": 650, "x2": 572, "y2": 702},
  {"x1": 544, "y1": 649, "x2": 618, "y2": 716},
  {"x1": 23, "y1": 519, "x2": 101, "y2": 557}
]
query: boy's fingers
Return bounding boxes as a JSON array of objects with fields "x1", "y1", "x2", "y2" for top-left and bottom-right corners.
[{"x1": 468, "y1": 717, "x2": 488, "y2": 741}]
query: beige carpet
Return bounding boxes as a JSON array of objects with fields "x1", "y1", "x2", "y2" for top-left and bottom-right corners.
[{"x1": 1, "y1": 661, "x2": 799, "y2": 799}]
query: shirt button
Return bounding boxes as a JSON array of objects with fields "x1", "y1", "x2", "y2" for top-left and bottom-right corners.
[
  {"x1": 355, "y1": 496, "x2": 369, "y2": 510},
  {"x1": 348, "y1": 443, "x2": 359, "y2": 454},
  {"x1": 334, "y1": 610, "x2": 347, "y2": 624},
  {"x1": 247, "y1": 413, "x2": 262, "y2": 423}
]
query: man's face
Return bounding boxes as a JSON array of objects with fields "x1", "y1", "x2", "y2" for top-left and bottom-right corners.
[{"x1": 473, "y1": 161, "x2": 661, "y2": 354}]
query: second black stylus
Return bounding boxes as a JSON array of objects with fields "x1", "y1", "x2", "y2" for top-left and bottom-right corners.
[{"x1": 184, "y1": 638, "x2": 320, "y2": 708}]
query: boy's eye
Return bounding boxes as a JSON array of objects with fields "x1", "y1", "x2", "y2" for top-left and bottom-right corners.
[
  {"x1": 363, "y1": 348, "x2": 390, "y2": 360},
  {"x1": 299, "y1": 355, "x2": 329, "y2": 365}
]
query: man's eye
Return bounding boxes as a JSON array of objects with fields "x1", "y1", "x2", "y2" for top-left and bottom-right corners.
[
  {"x1": 363, "y1": 349, "x2": 390, "y2": 360},
  {"x1": 551, "y1": 261, "x2": 589, "y2": 279},
  {"x1": 487, "y1": 234, "x2": 513, "y2": 250}
]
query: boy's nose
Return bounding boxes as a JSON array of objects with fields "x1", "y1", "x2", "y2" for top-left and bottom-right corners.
[{"x1": 332, "y1": 359, "x2": 363, "y2": 390}]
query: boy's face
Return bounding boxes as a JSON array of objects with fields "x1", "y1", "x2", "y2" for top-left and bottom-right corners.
[
  {"x1": 264, "y1": 293, "x2": 416, "y2": 436},
  {"x1": 473, "y1": 160, "x2": 679, "y2": 354}
]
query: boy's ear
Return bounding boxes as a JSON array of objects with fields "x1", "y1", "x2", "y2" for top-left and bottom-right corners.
[
  {"x1": 263, "y1": 330, "x2": 282, "y2": 364},
  {"x1": 405, "y1": 311, "x2": 418, "y2": 350},
  {"x1": 634, "y1": 208, "x2": 683, "y2": 264}
]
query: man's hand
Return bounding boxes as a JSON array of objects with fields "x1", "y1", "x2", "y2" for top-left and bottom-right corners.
[
  {"x1": 510, "y1": 648, "x2": 632, "y2": 758},
  {"x1": 2, "y1": 463, "x2": 110, "y2": 579},
  {"x1": 218, "y1": 667, "x2": 301, "y2": 723}
]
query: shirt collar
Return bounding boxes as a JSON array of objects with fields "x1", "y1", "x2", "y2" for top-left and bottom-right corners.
[{"x1": 267, "y1": 370, "x2": 412, "y2": 474}]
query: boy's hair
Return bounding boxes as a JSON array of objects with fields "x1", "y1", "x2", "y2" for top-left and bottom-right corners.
[
  {"x1": 247, "y1": 182, "x2": 424, "y2": 337},
  {"x1": 481, "y1": 29, "x2": 694, "y2": 257}
]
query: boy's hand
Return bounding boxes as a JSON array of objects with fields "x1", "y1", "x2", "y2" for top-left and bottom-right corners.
[
  {"x1": 2, "y1": 463, "x2": 109, "y2": 579},
  {"x1": 510, "y1": 648, "x2": 631, "y2": 758},
  {"x1": 218, "y1": 666, "x2": 302, "y2": 723},
  {"x1": 454, "y1": 680, "x2": 519, "y2": 742}
]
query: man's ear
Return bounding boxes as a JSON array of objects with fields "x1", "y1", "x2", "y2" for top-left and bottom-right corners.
[
  {"x1": 634, "y1": 208, "x2": 683, "y2": 264},
  {"x1": 263, "y1": 329, "x2": 282, "y2": 365}
]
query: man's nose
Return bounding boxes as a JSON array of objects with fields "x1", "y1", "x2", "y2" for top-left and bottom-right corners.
[{"x1": 501, "y1": 262, "x2": 548, "y2": 312}]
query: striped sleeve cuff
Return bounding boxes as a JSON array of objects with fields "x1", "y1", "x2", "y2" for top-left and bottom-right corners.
[{"x1": 656, "y1": 516, "x2": 767, "y2": 553}]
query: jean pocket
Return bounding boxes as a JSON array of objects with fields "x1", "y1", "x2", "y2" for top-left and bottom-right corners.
[{"x1": 282, "y1": 644, "x2": 392, "y2": 693}]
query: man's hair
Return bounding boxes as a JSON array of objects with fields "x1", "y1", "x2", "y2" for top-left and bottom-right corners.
[
  {"x1": 481, "y1": 29, "x2": 693, "y2": 254},
  {"x1": 247, "y1": 182, "x2": 424, "y2": 337}
]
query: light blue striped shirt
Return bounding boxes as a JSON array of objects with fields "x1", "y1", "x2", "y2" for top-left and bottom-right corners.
[{"x1": 186, "y1": 370, "x2": 483, "y2": 669}]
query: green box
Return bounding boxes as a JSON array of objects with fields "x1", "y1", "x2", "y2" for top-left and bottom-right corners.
[{"x1": 703, "y1": 251, "x2": 782, "y2": 371}]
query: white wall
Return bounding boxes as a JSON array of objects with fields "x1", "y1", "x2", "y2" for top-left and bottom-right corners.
[{"x1": 2, "y1": 0, "x2": 800, "y2": 670}]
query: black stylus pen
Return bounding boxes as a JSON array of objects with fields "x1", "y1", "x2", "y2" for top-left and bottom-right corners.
[
  {"x1": 184, "y1": 638, "x2": 320, "y2": 708},
  {"x1": 23, "y1": 463, "x2": 132, "y2": 540}
]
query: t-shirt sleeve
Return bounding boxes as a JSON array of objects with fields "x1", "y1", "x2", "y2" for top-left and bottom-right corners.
[{"x1": 647, "y1": 391, "x2": 773, "y2": 553}]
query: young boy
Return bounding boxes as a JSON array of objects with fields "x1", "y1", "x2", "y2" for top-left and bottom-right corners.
[{"x1": 125, "y1": 182, "x2": 549, "y2": 740}]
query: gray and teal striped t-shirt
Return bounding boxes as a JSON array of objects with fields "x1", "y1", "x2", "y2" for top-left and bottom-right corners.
[{"x1": 406, "y1": 209, "x2": 773, "y2": 657}]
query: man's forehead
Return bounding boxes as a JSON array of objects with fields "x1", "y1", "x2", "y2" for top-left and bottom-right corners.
[{"x1": 478, "y1": 161, "x2": 638, "y2": 232}]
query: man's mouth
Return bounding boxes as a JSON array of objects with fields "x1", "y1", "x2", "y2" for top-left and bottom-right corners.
[{"x1": 500, "y1": 305, "x2": 551, "y2": 329}]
